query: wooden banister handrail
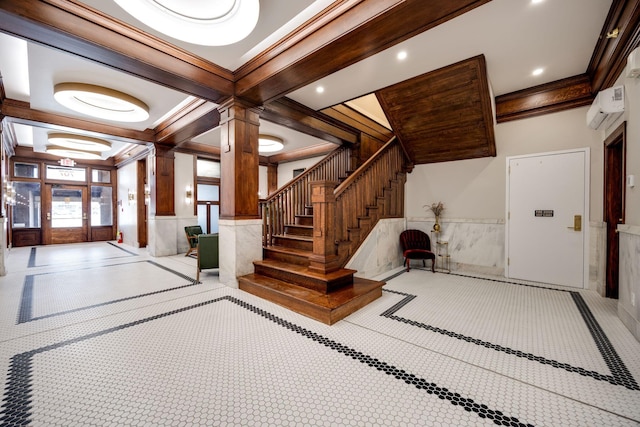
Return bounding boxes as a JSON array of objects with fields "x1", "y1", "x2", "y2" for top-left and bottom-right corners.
[
  {"x1": 334, "y1": 136, "x2": 397, "y2": 196},
  {"x1": 263, "y1": 144, "x2": 348, "y2": 202}
]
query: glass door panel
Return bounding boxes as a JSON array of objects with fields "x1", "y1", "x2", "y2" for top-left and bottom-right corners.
[{"x1": 44, "y1": 184, "x2": 88, "y2": 244}]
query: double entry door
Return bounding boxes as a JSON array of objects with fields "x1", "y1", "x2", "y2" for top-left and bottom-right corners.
[{"x1": 42, "y1": 184, "x2": 88, "y2": 244}]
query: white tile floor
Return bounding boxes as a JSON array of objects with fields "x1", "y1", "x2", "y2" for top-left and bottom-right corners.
[{"x1": 1, "y1": 242, "x2": 639, "y2": 426}]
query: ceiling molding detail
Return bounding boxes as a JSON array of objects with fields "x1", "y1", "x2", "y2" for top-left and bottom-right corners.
[
  {"x1": 1, "y1": 99, "x2": 154, "y2": 144},
  {"x1": 261, "y1": 97, "x2": 360, "y2": 145},
  {"x1": 320, "y1": 104, "x2": 393, "y2": 144},
  {"x1": 587, "y1": 0, "x2": 640, "y2": 94},
  {"x1": 0, "y1": 0, "x2": 234, "y2": 102},
  {"x1": 495, "y1": 74, "x2": 593, "y2": 124}
]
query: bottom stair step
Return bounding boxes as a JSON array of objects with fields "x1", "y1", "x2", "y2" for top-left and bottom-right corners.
[{"x1": 238, "y1": 273, "x2": 385, "y2": 325}]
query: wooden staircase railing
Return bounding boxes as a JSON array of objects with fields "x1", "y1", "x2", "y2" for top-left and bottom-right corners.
[
  {"x1": 333, "y1": 136, "x2": 408, "y2": 265},
  {"x1": 260, "y1": 145, "x2": 352, "y2": 247}
]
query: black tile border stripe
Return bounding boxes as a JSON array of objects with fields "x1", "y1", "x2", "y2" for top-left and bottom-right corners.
[
  {"x1": 17, "y1": 260, "x2": 198, "y2": 324},
  {"x1": 0, "y1": 296, "x2": 534, "y2": 427},
  {"x1": 380, "y1": 273, "x2": 639, "y2": 391},
  {"x1": 27, "y1": 243, "x2": 138, "y2": 269},
  {"x1": 106, "y1": 241, "x2": 139, "y2": 256}
]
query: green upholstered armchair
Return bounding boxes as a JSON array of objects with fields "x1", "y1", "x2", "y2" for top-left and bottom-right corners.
[
  {"x1": 197, "y1": 233, "x2": 219, "y2": 281},
  {"x1": 184, "y1": 225, "x2": 202, "y2": 257}
]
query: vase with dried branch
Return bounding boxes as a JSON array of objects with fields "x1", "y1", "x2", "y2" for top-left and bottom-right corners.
[{"x1": 424, "y1": 202, "x2": 445, "y2": 232}]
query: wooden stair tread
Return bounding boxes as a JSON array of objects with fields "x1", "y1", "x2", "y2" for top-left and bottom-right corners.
[
  {"x1": 273, "y1": 234, "x2": 312, "y2": 242},
  {"x1": 239, "y1": 273, "x2": 384, "y2": 324},
  {"x1": 264, "y1": 245, "x2": 312, "y2": 257},
  {"x1": 254, "y1": 259, "x2": 356, "y2": 281}
]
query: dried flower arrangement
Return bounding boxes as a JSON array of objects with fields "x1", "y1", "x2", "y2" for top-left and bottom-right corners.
[{"x1": 425, "y1": 201, "x2": 445, "y2": 217}]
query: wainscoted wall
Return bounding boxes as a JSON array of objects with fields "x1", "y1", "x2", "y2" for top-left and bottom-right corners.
[
  {"x1": 393, "y1": 218, "x2": 606, "y2": 293},
  {"x1": 406, "y1": 218, "x2": 505, "y2": 276},
  {"x1": 618, "y1": 225, "x2": 640, "y2": 342},
  {"x1": 346, "y1": 218, "x2": 406, "y2": 279}
]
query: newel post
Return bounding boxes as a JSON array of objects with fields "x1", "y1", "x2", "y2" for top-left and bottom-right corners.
[{"x1": 308, "y1": 180, "x2": 340, "y2": 274}]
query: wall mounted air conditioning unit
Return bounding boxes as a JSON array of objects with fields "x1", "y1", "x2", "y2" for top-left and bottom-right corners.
[{"x1": 586, "y1": 85, "x2": 624, "y2": 130}]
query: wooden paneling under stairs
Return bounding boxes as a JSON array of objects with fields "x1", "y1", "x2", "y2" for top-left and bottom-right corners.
[{"x1": 239, "y1": 204, "x2": 384, "y2": 325}]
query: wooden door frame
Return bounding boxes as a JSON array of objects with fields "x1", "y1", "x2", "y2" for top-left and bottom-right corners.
[
  {"x1": 603, "y1": 122, "x2": 626, "y2": 299},
  {"x1": 136, "y1": 159, "x2": 148, "y2": 248},
  {"x1": 43, "y1": 183, "x2": 89, "y2": 244}
]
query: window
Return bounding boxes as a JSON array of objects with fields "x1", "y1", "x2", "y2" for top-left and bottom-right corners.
[
  {"x1": 196, "y1": 159, "x2": 220, "y2": 178},
  {"x1": 11, "y1": 182, "x2": 41, "y2": 228},
  {"x1": 46, "y1": 165, "x2": 86, "y2": 182},
  {"x1": 91, "y1": 186, "x2": 113, "y2": 226},
  {"x1": 92, "y1": 169, "x2": 111, "y2": 183},
  {"x1": 14, "y1": 163, "x2": 39, "y2": 179}
]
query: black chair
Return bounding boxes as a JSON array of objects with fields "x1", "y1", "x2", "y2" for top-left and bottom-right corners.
[{"x1": 399, "y1": 229, "x2": 436, "y2": 272}]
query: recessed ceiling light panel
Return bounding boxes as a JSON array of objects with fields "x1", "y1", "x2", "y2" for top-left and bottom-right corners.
[
  {"x1": 45, "y1": 146, "x2": 103, "y2": 160},
  {"x1": 532, "y1": 68, "x2": 544, "y2": 76},
  {"x1": 48, "y1": 133, "x2": 112, "y2": 152},
  {"x1": 258, "y1": 134, "x2": 284, "y2": 153},
  {"x1": 114, "y1": 0, "x2": 259, "y2": 46},
  {"x1": 54, "y1": 83, "x2": 149, "y2": 122}
]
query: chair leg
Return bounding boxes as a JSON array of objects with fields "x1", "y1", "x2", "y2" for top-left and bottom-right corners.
[
  {"x1": 406, "y1": 258, "x2": 410, "y2": 272},
  {"x1": 431, "y1": 258, "x2": 435, "y2": 273}
]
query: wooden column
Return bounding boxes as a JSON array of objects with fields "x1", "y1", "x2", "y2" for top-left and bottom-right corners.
[
  {"x1": 153, "y1": 144, "x2": 174, "y2": 216},
  {"x1": 267, "y1": 163, "x2": 278, "y2": 196},
  {"x1": 308, "y1": 180, "x2": 340, "y2": 274},
  {"x1": 218, "y1": 98, "x2": 261, "y2": 219}
]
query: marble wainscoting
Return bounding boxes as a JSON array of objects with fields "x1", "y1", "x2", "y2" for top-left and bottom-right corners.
[
  {"x1": 0, "y1": 217, "x2": 6, "y2": 276},
  {"x1": 147, "y1": 216, "x2": 178, "y2": 257},
  {"x1": 345, "y1": 218, "x2": 406, "y2": 279},
  {"x1": 406, "y1": 218, "x2": 505, "y2": 276},
  {"x1": 589, "y1": 221, "x2": 606, "y2": 295},
  {"x1": 618, "y1": 225, "x2": 640, "y2": 342},
  {"x1": 219, "y1": 219, "x2": 262, "y2": 288}
]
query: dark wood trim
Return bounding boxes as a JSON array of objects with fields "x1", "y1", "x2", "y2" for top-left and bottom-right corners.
[
  {"x1": 13, "y1": 145, "x2": 116, "y2": 167},
  {"x1": 495, "y1": 75, "x2": 594, "y2": 124},
  {"x1": 154, "y1": 99, "x2": 221, "y2": 146},
  {"x1": 265, "y1": 143, "x2": 336, "y2": 164},
  {"x1": 320, "y1": 104, "x2": 393, "y2": 143},
  {"x1": 588, "y1": 0, "x2": 640, "y2": 94},
  {"x1": 153, "y1": 144, "x2": 175, "y2": 216},
  {"x1": 262, "y1": 98, "x2": 359, "y2": 145},
  {"x1": 173, "y1": 142, "x2": 221, "y2": 160},
  {"x1": 2, "y1": 99, "x2": 155, "y2": 143},
  {"x1": 235, "y1": 0, "x2": 491, "y2": 104},
  {"x1": 0, "y1": 0, "x2": 234, "y2": 102}
]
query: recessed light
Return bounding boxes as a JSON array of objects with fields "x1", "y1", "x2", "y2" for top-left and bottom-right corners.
[
  {"x1": 48, "y1": 133, "x2": 112, "y2": 152},
  {"x1": 54, "y1": 83, "x2": 149, "y2": 122},
  {"x1": 397, "y1": 51, "x2": 407, "y2": 61},
  {"x1": 531, "y1": 0, "x2": 544, "y2": 4},
  {"x1": 316, "y1": 86, "x2": 325, "y2": 94},
  {"x1": 45, "y1": 146, "x2": 103, "y2": 160},
  {"x1": 532, "y1": 68, "x2": 544, "y2": 76},
  {"x1": 258, "y1": 134, "x2": 284, "y2": 153}
]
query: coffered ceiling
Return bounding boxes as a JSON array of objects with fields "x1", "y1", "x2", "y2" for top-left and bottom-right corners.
[{"x1": 0, "y1": 0, "x2": 631, "y2": 165}]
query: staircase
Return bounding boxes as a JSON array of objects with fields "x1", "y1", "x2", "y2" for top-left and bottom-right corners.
[{"x1": 239, "y1": 138, "x2": 410, "y2": 324}]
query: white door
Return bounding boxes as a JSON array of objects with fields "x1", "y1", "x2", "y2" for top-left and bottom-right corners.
[{"x1": 506, "y1": 149, "x2": 589, "y2": 288}]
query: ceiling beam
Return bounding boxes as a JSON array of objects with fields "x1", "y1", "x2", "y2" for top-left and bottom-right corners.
[
  {"x1": 235, "y1": 0, "x2": 491, "y2": 105},
  {"x1": 495, "y1": 74, "x2": 593, "y2": 124},
  {"x1": 262, "y1": 97, "x2": 360, "y2": 145},
  {"x1": 1, "y1": 99, "x2": 155, "y2": 143},
  {"x1": 154, "y1": 99, "x2": 221, "y2": 147},
  {"x1": 0, "y1": 0, "x2": 234, "y2": 102},
  {"x1": 264, "y1": 142, "x2": 336, "y2": 164}
]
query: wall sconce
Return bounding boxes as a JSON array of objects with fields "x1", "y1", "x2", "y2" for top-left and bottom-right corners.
[
  {"x1": 4, "y1": 181, "x2": 16, "y2": 206},
  {"x1": 144, "y1": 185, "x2": 151, "y2": 205},
  {"x1": 128, "y1": 189, "x2": 135, "y2": 205},
  {"x1": 185, "y1": 185, "x2": 193, "y2": 205}
]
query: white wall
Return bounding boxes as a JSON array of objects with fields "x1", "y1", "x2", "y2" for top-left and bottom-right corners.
[
  {"x1": 259, "y1": 165, "x2": 268, "y2": 199},
  {"x1": 276, "y1": 156, "x2": 325, "y2": 189},
  {"x1": 405, "y1": 106, "x2": 605, "y2": 284},
  {"x1": 117, "y1": 161, "x2": 138, "y2": 247},
  {"x1": 406, "y1": 106, "x2": 603, "y2": 220}
]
